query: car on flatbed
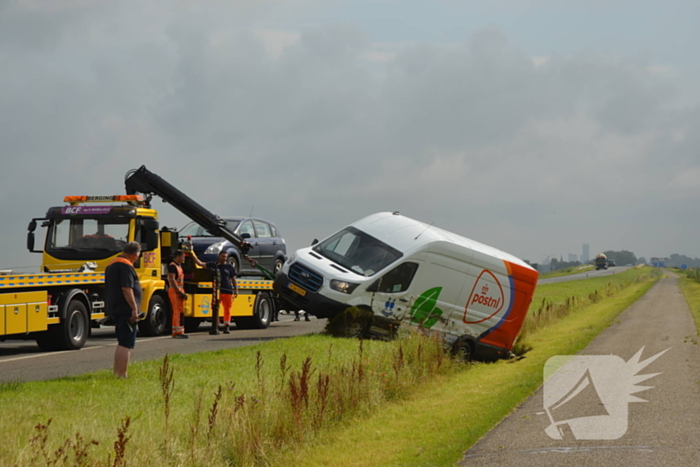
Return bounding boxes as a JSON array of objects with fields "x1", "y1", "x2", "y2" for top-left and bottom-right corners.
[{"x1": 179, "y1": 217, "x2": 286, "y2": 276}]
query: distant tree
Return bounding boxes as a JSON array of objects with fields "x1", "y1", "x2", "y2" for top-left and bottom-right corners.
[
  {"x1": 603, "y1": 250, "x2": 637, "y2": 266},
  {"x1": 637, "y1": 257, "x2": 647, "y2": 265}
]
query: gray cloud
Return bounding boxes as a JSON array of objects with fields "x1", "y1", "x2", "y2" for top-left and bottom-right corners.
[{"x1": 1, "y1": 1, "x2": 698, "y2": 271}]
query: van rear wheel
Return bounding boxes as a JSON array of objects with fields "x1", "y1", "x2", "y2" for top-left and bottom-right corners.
[{"x1": 451, "y1": 337, "x2": 475, "y2": 362}]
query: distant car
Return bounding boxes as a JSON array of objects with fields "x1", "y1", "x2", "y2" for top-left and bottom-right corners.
[
  {"x1": 179, "y1": 217, "x2": 286, "y2": 276},
  {"x1": 607, "y1": 259, "x2": 616, "y2": 267}
]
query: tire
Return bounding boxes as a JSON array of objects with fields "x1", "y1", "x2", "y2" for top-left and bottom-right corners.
[
  {"x1": 235, "y1": 292, "x2": 273, "y2": 329},
  {"x1": 274, "y1": 258, "x2": 284, "y2": 274},
  {"x1": 35, "y1": 332, "x2": 59, "y2": 352},
  {"x1": 227, "y1": 255, "x2": 240, "y2": 275},
  {"x1": 325, "y1": 307, "x2": 373, "y2": 338},
  {"x1": 55, "y1": 300, "x2": 90, "y2": 350},
  {"x1": 138, "y1": 295, "x2": 169, "y2": 337},
  {"x1": 184, "y1": 317, "x2": 203, "y2": 333},
  {"x1": 451, "y1": 337, "x2": 475, "y2": 362}
]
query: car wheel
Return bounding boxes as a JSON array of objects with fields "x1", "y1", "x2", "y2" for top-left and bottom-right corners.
[
  {"x1": 227, "y1": 255, "x2": 239, "y2": 275},
  {"x1": 274, "y1": 258, "x2": 284, "y2": 274}
]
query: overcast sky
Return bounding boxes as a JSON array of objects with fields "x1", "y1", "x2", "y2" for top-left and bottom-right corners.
[{"x1": 2, "y1": 0, "x2": 699, "y2": 271}]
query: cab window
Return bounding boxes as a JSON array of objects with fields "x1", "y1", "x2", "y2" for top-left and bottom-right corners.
[
  {"x1": 239, "y1": 220, "x2": 255, "y2": 238},
  {"x1": 369, "y1": 262, "x2": 419, "y2": 293},
  {"x1": 253, "y1": 220, "x2": 272, "y2": 238}
]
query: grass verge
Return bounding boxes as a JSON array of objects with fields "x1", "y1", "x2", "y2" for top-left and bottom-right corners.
[
  {"x1": 283, "y1": 267, "x2": 661, "y2": 466},
  {"x1": 676, "y1": 271, "x2": 700, "y2": 337},
  {"x1": 538, "y1": 264, "x2": 594, "y2": 279},
  {"x1": 0, "y1": 268, "x2": 660, "y2": 466}
]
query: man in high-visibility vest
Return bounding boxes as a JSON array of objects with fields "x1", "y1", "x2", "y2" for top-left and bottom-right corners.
[{"x1": 168, "y1": 250, "x2": 189, "y2": 339}]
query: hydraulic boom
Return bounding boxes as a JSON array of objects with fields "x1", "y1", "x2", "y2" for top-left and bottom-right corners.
[{"x1": 124, "y1": 165, "x2": 276, "y2": 280}]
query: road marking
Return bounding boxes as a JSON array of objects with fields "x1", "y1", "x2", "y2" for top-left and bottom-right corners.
[{"x1": 0, "y1": 336, "x2": 171, "y2": 363}]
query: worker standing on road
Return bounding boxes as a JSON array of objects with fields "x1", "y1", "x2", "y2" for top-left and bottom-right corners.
[
  {"x1": 191, "y1": 251, "x2": 237, "y2": 334},
  {"x1": 168, "y1": 250, "x2": 189, "y2": 339},
  {"x1": 105, "y1": 241, "x2": 142, "y2": 379}
]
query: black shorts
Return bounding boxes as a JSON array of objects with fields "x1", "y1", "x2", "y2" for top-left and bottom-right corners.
[{"x1": 115, "y1": 314, "x2": 138, "y2": 349}]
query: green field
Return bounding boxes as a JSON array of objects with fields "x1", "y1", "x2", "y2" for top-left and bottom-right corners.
[
  {"x1": 538, "y1": 264, "x2": 594, "y2": 279},
  {"x1": 0, "y1": 267, "x2": 661, "y2": 467}
]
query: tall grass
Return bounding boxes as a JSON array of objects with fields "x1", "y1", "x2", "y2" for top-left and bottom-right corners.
[
  {"x1": 7, "y1": 333, "x2": 462, "y2": 467},
  {"x1": 5, "y1": 267, "x2": 661, "y2": 467}
]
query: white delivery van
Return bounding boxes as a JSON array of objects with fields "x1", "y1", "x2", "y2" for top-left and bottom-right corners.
[{"x1": 273, "y1": 212, "x2": 538, "y2": 360}]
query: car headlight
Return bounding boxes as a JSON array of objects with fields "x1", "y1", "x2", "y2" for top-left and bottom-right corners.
[
  {"x1": 330, "y1": 279, "x2": 360, "y2": 294},
  {"x1": 205, "y1": 241, "x2": 226, "y2": 255}
]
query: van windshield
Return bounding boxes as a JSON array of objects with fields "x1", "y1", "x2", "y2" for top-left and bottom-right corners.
[{"x1": 313, "y1": 227, "x2": 402, "y2": 276}]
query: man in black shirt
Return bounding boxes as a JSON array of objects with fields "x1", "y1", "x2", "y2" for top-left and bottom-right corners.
[
  {"x1": 105, "y1": 241, "x2": 142, "y2": 378},
  {"x1": 191, "y1": 250, "x2": 237, "y2": 334}
]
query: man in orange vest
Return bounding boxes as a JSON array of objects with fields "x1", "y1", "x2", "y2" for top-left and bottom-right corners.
[{"x1": 168, "y1": 250, "x2": 189, "y2": 339}]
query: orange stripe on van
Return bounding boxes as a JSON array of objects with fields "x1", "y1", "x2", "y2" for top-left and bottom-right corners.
[{"x1": 479, "y1": 260, "x2": 538, "y2": 351}]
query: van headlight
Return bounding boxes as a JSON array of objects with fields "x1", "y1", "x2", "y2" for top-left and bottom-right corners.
[
  {"x1": 205, "y1": 241, "x2": 226, "y2": 255},
  {"x1": 330, "y1": 280, "x2": 360, "y2": 294},
  {"x1": 286, "y1": 253, "x2": 296, "y2": 264}
]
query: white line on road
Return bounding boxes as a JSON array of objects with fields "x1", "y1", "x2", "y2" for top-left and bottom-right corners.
[{"x1": 0, "y1": 335, "x2": 170, "y2": 364}]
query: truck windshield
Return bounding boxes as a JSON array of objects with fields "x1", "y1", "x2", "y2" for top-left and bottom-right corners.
[
  {"x1": 313, "y1": 227, "x2": 402, "y2": 276},
  {"x1": 47, "y1": 218, "x2": 130, "y2": 253}
]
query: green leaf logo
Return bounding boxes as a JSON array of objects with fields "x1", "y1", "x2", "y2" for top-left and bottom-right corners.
[{"x1": 410, "y1": 287, "x2": 443, "y2": 328}]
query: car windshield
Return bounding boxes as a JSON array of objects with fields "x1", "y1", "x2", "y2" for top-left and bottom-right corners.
[
  {"x1": 313, "y1": 226, "x2": 402, "y2": 276},
  {"x1": 179, "y1": 220, "x2": 240, "y2": 237}
]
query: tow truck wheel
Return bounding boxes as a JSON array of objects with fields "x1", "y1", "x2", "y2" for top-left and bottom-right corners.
[
  {"x1": 138, "y1": 295, "x2": 168, "y2": 337},
  {"x1": 35, "y1": 332, "x2": 59, "y2": 351},
  {"x1": 54, "y1": 300, "x2": 89, "y2": 350},
  {"x1": 235, "y1": 292, "x2": 273, "y2": 329}
]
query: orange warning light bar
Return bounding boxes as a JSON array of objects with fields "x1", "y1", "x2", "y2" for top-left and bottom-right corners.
[{"x1": 63, "y1": 195, "x2": 145, "y2": 205}]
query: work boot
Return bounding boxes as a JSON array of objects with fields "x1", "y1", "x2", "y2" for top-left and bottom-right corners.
[
  {"x1": 209, "y1": 328, "x2": 220, "y2": 335},
  {"x1": 223, "y1": 325, "x2": 230, "y2": 334},
  {"x1": 304, "y1": 313, "x2": 310, "y2": 322},
  {"x1": 173, "y1": 334, "x2": 189, "y2": 339},
  {"x1": 294, "y1": 314, "x2": 300, "y2": 322}
]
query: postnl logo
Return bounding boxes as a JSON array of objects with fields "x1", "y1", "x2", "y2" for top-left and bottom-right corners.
[{"x1": 463, "y1": 269, "x2": 504, "y2": 324}]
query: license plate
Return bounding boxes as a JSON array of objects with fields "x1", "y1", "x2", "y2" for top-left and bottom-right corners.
[{"x1": 288, "y1": 282, "x2": 307, "y2": 297}]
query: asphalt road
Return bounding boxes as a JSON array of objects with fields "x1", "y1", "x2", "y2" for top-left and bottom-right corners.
[
  {"x1": 461, "y1": 272, "x2": 700, "y2": 466},
  {"x1": 0, "y1": 313, "x2": 324, "y2": 383},
  {"x1": 538, "y1": 266, "x2": 632, "y2": 285}
]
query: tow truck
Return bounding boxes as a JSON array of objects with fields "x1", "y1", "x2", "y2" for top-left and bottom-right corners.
[{"x1": 0, "y1": 166, "x2": 276, "y2": 351}]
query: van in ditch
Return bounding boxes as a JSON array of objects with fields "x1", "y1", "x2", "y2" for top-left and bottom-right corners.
[{"x1": 274, "y1": 212, "x2": 539, "y2": 360}]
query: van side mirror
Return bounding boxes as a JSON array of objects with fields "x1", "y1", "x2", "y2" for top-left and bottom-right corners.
[
  {"x1": 366, "y1": 279, "x2": 379, "y2": 292},
  {"x1": 311, "y1": 238, "x2": 319, "y2": 246}
]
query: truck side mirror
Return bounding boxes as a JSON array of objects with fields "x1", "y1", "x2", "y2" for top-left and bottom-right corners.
[
  {"x1": 27, "y1": 232, "x2": 35, "y2": 252},
  {"x1": 28, "y1": 220, "x2": 37, "y2": 232},
  {"x1": 144, "y1": 219, "x2": 159, "y2": 230},
  {"x1": 311, "y1": 238, "x2": 319, "y2": 246}
]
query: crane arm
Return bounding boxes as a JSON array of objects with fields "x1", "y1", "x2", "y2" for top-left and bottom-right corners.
[{"x1": 124, "y1": 165, "x2": 276, "y2": 280}]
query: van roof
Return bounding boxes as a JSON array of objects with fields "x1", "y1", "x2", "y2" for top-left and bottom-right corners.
[{"x1": 351, "y1": 212, "x2": 532, "y2": 269}]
